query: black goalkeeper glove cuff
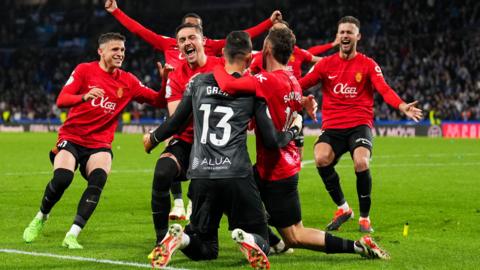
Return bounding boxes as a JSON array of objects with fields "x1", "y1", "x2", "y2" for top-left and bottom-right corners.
[
  {"x1": 288, "y1": 126, "x2": 300, "y2": 139},
  {"x1": 150, "y1": 129, "x2": 161, "y2": 146}
]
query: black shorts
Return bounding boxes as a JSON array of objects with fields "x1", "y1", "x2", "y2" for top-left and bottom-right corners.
[
  {"x1": 187, "y1": 172, "x2": 267, "y2": 234},
  {"x1": 49, "y1": 139, "x2": 113, "y2": 180},
  {"x1": 254, "y1": 168, "x2": 301, "y2": 228},
  {"x1": 315, "y1": 125, "x2": 373, "y2": 161},
  {"x1": 162, "y1": 138, "x2": 192, "y2": 182}
]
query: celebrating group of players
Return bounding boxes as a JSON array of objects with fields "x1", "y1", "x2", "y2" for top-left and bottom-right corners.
[{"x1": 22, "y1": 0, "x2": 422, "y2": 269}]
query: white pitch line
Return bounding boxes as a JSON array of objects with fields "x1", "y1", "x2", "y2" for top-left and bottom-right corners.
[{"x1": 0, "y1": 248, "x2": 190, "y2": 270}]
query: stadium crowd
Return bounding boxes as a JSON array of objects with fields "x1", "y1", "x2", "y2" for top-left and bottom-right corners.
[{"x1": 0, "y1": 0, "x2": 479, "y2": 123}]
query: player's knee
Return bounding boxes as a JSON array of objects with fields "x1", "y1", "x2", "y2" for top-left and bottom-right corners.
[
  {"x1": 315, "y1": 152, "x2": 333, "y2": 167},
  {"x1": 52, "y1": 168, "x2": 75, "y2": 190},
  {"x1": 88, "y1": 168, "x2": 107, "y2": 189},
  {"x1": 153, "y1": 158, "x2": 178, "y2": 191},
  {"x1": 353, "y1": 157, "x2": 369, "y2": 172}
]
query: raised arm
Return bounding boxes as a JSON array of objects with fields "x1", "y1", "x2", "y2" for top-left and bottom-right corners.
[
  {"x1": 243, "y1": 10, "x2": 280, "y2": 39},
  {"x1": 213, "y1": 65, "x2": 256, "y2": 95},
  {"x1": 254, "y1": 99, "x2": 302, "y2": 149},
  {"x1": 370, "y1": 62, "x2": 423, "y2": 122},
  {"x1": 56, "y1": 65, "x2": 104, "y2": 108},
  {"x1": 106, "y1": 0, "x2": 173, "y2": 51}
]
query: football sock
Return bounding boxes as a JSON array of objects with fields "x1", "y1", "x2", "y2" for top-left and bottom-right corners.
[
  {"x1": 338, "y1": 202, "x2": 350, "y2": 212},
  {"x1": 324, "y1": 232, "x2": 355, "y2": 254},
  {"x1": 152, "y1": 157, "x2": 178, "y2": 242},
  {"x1": 180, "y1": 233, "x2": 190, "y2": 249},
  {"x1": 74, "y1": 168, "x2": 107, "y2": 228},
  {"x1": 171, "y1": 181, "x2": 183, "y2": 200},
  {"x1": 356, "y1": 169, "x2": 372, "y2": 218},
  {"x1": 35, "y1": 211, "x2": 49, "y2": 221},
  {"x1": 318, "y1": 165, "x2": 345, "y2": 205},
  {"x1": 40, "y1": 168, "x2": 74, "y2": 214},
  {"x1": 173, "y1": 198, "x2": 184, "y2": 208},
  {"x1": 267, "y1": 226, "x2": 281, "y2": 246},
  {"x1": 67, "y1": 224, "x2": 82, "y2": 237}
]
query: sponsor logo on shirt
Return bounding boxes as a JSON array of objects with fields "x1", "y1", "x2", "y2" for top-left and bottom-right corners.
[
  {"x1": 199, "y1": 156, "x2": 232, "y2": 170},
  {"x1": 328, "y1": 75, "x2": 337, "y2": 79},
  {"x1": 333, "y1": 83, "x2": 358, "y2": 98},
  {"x1": 91, "y1": 96, "x2": 117, "y2": 114}
]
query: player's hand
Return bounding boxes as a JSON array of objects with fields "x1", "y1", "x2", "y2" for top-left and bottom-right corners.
[
  {"x1": 290, "y1": 113, "x2": 303, "y2": 130},
  {"x1": 83, "y1": 88, "x2": 105, "y2": 101},
  {"x1": 156, "y1": 62, "x2": 174, "y2": 81},
  {"x1": 399, "y1": 101, "x2": 423, "y2": 122},
  {"x1": 302, "y1": 95, "x2": 318, "y2": 122},
  {"x1": 143, "y1": 133, "x2": 155, "y2": 154},
  {"x1": 270, "y1": 10, "x2": 282, "y2": 23},
  {"x1": 105, "y1": 0, "x2": 118, "y2": 13}
]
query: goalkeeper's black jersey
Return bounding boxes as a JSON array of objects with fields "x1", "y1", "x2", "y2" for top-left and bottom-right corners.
[
  {"x1": 150, "y1": 72, "x2": 297, "y2": 180},
  {"x1": 186, "y1": 73, "x2": 254, "y2": 179}
]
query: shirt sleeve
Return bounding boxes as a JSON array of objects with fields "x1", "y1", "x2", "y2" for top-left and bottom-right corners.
[
  {"x1": 165, "y1": 72, "x2": 187, "y2": 102},
  {"x1": 206, "y1": 39, "x2": 226, "y2": 56},
  {"x1": 56, "y1": 64, "x2": 86, "y2": 108},
  {"x1": 243, "y1": 18, "x2": 273, "y2": 39},
  {"x1": 151, "y1": 80, "x2": 194, "y2": 144},
  {"x1": 307, "y1": 43, "x2": 334, "y2": 55},
  {"x1": 299, "y1": 60, "x2": 323, "y2": 91},
  {"x1": 299, "y1": 48, "x2": 314, "y2": 63},
  {"x1": 368, "y1": 59, "x2": 404, "y2": 108},
  {"x1": 111, "y1": 8, "x2": 174, "y2": 51},
  {"x1": 213, "y1": 65, "x2": 256, "y2": 95},
  {"x1": 129, "y1": 73, "x2": 166, "y2": 108}
]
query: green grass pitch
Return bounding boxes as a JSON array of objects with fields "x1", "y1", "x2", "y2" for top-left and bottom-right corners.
[{"x1": 1, "y1": 132, "x2": 479, "y2": 270}]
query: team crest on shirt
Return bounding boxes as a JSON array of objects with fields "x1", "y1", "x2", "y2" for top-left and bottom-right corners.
[
  {"x1": 355, "y1": 72, "x2": 362, "y2": 83},
  {"x1": 117, "y1": 87, "x2": 124, "y2": 98},
  {"x1": 289, "y1": 54, "x2": 295, "y2": 62}
]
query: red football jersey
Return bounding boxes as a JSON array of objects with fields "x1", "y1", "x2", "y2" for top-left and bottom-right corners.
[
  {"x1": 253, "y1": 70, "x2": 303, "y2": 181},
  {"x1": 249, "y1": 46, "x2": 313, "y2": 79},
  {"x1": 165, "y1": 56, "x2": 224, "y2": 144},
  {"x1": 300, "y1": 53, "x2": 404, "y2": 129},
  {"x1": 57, "y1": 62, "x2": 162, "y2": 149},
  {"x1": 112, "y1": 8, "x2": 271, "y2": 69}
]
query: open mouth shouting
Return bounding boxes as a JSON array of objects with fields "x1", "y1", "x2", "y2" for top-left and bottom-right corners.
[{"x1": 183, "y1": 45, "x2": 197, "y2": 62}]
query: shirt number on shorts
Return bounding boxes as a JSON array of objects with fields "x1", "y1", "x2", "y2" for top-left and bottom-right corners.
[{"x1": 199, "y1": 104, "x2": 233, "y2": 146}]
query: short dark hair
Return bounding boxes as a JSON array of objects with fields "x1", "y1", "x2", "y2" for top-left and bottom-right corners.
[
  {"x1": 182, "y1": 12, "x2": 202, "y2": 25},
  {"x1": 266, "y1": 27, "x2": 295, "y2": 65},
  {"x1": 338, "y1": 16, "x2": 361, "y2": 30},
  {"x1": 98, "y1": 32, "x2": 126, "y2": 46},
  {"x1": 224, "y1": 31, "x2": 252, "y2": 64},
  {"x1": 175, "y1": 23, "x2": 203, "y2": 38}
]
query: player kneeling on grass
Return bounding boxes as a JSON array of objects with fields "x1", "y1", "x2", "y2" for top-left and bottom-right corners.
[
  {"x1": 213, "y1": 25, "x2": 390, "y2": 260},
  {"x1": 22, "y1": 32, "x2": 165, "y2": 249},
  {"x1": 143, "y1": 30, "x2": 304, "y2": 269}
]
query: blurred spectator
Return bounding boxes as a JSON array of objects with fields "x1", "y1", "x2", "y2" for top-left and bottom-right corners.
[{"x1": 0, "y1": 0, "x2": 478, "y2": 122}]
